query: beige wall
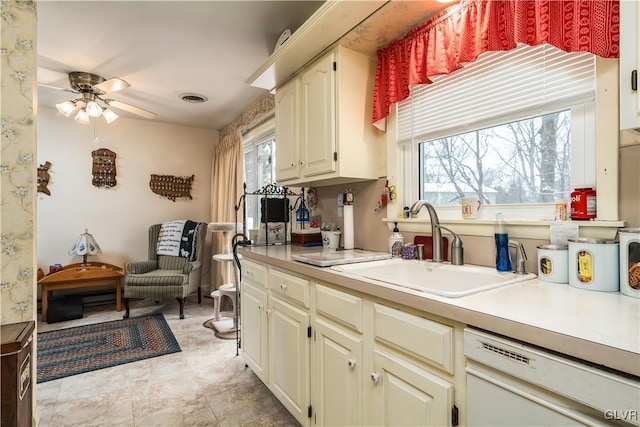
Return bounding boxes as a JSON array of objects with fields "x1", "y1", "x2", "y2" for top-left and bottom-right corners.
[
  {"x1": 37, "y1": 107, "x2": 218, "y2": 290},
  {"x1": 619, "y1": 142, "x2": 640, "y2": 228}
]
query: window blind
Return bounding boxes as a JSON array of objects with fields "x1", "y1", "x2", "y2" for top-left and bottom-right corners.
[{"x1": 397, "y1": 44, "x2": 596, "y2": 145}]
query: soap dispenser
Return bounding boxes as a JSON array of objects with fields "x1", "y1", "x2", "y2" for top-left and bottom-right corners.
[
  {"x1": 495, "y1": 212, "x2": 512, "y2": 271},
  {"x1": 388, "y1": 222, "x2": 404, "y2": 257}
]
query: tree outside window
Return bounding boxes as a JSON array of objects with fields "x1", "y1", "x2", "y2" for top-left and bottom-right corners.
[{"x1": 419, "y1": 111, "x2": 571, "y2": 205}]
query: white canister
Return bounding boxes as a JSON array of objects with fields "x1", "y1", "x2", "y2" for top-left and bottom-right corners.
[
  {"x1": 568, "y1": 238, "x2": 619, "y2": 292},
  {"x1": 619, "y1": 228, "x2": 640, "y2": 298},
  {"x1": 537, "y1": 244, "x2": 568, "y2": 284}
]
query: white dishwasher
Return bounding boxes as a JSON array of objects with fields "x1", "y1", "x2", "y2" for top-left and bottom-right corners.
[{"x1": 464, "y1": 328, "x2": 640, "y2": 426}]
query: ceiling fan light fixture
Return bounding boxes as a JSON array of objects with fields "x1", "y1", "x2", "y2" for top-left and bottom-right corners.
[
  {"x1": 56, "y1": 100, "x2": 77, "y2": 117},
  {"x1": 74, "y1": 109, "x2": 91, "y2": 125},
  {"x1": 102, "y1": 108, "x2": 119, "y2": 124},
  {"x1": 85, "y1": 100, "x2": 103, "y2": 117}
]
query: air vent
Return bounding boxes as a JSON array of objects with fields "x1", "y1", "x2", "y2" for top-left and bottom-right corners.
[
  {"x1": 481, "y1": 341, "x2": 530, "y2": 364},
  {"x1": 179, "y1": 93, "x2": 208, "y2": 104}
]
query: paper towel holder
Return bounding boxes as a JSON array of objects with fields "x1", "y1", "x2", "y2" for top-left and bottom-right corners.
[{"x1": 343, "y1": 189, "x2": 354, "y2": 205}]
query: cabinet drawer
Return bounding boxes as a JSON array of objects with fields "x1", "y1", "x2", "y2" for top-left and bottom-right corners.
[
  {"x1": 315, "y1": 284, "x2": 363, "y2": 333},
  {"x1": 268, "y1": 268, "x2": 310, "y2": 308},
  {"x1": 242, "y1": 259, "x2": 266, "y2": 288},
  {"x1": 373, "y1": 303, "x2": 454, "y2": 374}
]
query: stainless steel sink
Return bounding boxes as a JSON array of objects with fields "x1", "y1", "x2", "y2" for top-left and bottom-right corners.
[{"x1": 331, "y1": 258, "x2": 536, "y2": 297}]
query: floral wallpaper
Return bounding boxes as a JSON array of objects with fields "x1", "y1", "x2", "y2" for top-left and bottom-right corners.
[
  {"x1": 1, "y1": 0, "x2": 37, "y2": 324},
  {"x1": 340, "y1": 1, "x2": 447, "y2": 55},
  {"x1": 219, "y1": 92, "x2": 274, "y2": 140}
]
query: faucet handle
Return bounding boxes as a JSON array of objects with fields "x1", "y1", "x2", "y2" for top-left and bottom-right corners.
[{"x1": 508, "y1": 240, "x2": 527, "y2": 274}]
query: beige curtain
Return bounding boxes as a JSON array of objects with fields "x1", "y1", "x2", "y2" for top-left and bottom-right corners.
[{"x1": 210, "y1": 129, "x2": 244, "y2": 289}]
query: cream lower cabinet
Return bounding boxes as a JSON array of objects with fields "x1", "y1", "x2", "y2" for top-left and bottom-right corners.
[
  {"x1": 240, "y1": 260, "x2": 312, "y2": 426},
  {"x1": 241, "y1": 260, "x2": 462, "y2": 427},
  {"x1": 314, "y1": 284, "x2": 365, "y2": 426},
  {"x1": 268, "y1": 294, "x2": 311, "y2": 425}
]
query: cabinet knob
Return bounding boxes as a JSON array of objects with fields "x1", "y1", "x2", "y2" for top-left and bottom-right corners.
[
  {"x1": 280, "y1": 283, "x2": 287, "y2": 291},
  {"x1": 257, "y1": 304, "x2": 263, "y2": 310},
  {"x1": 246, "y1": 271, "x2": 253, "y2": 277},
  {"x1": 291, "y1": 163, "x2": 294, "y2": 167},
  {"x1": 265, "y1": 309, "x2": 272, "y2": 315},
  {"x1": 347, "y1": 358, "x2": 357, "y2": 368},
  {"x1": 370, "y1": 372, "x2": 380, "y2": 383}
]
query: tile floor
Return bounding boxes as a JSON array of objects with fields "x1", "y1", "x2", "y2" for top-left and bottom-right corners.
[{"x1": 36, "y1": 295, "x2": 300, "y2": 427}]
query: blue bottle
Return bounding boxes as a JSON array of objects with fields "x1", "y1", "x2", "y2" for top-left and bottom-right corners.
[{"x1": 495, "y1": 212, "x2": 512, "y2": 272}]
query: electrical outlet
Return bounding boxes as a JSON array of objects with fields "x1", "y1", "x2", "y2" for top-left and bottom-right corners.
[{"x1": 337, "y1": 193, "x2": 344, "y2": 207}]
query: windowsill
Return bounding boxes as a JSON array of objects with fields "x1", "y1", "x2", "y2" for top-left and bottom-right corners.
[{"x1": 383, "y1": 218, "x2": 625, "y2": 240}]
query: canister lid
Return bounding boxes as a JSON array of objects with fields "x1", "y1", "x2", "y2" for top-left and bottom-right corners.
[
  {"x1": 537, "y1": 244, "x2": 568, "y2": 250},
  {"x1": 619, "y1": 227, "x2": 640, "y2": 234},
  {"x1": 567, "y1": 237, "x2": 618, "y2": 245}
]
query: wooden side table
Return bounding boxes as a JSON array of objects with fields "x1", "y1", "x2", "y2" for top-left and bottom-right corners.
[{"x1": 37, "y1": 262, "x2": 124, "y2": 322}]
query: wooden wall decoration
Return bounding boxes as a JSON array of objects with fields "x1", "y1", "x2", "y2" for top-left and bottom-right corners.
[
  {"x1": 149, "y1": 174, "x2": 194, "y2": 202},
  {"x1": 91, "y1": 148, "x2": 117, "y2": 188},
  {"x1": 37, "y1": 161, "x2": 52, "y2": 195}
]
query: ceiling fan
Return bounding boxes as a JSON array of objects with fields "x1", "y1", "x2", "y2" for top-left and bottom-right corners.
[{"x1": 39, "y1": 71, "x2": 157, "y2": 124}]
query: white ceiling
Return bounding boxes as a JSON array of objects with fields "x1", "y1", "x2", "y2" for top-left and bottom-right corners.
[
  {"x1": 36, "y1": 1, "x2": 449, "y2": 131},
  {"x1": 36, "y1": 1, "x2": 324, "y2": 130}
]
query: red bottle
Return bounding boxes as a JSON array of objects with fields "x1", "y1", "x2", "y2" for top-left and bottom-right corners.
[{"x1": 570, "y1": 188, "x2": 596, "y2": 220}]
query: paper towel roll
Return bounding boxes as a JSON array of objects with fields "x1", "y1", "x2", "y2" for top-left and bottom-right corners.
[{"x1": 343, "y1": 204, "x2": 354, "y2": 249}]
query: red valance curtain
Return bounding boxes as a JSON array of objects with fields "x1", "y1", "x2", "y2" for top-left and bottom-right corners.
[{"x1": 372, "y1": 0, "x2": 620, "y2": 124}]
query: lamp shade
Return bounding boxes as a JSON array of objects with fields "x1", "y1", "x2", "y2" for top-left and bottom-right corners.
[
  {"x1": 85, "y1": 100, "x2": 103, "y2": 117},
  {"x1": 102, "y1": 108, "x2": 119, "y2": 123},
  {"x1": 56, "y1": 101, "x2": 77, "y2": 117},
  {"x1": 74, "y1": 109, "x2": 91, "y2": 125},
  {"x1": 68, "y1": 229, "x2": 102, "y2": 263}
]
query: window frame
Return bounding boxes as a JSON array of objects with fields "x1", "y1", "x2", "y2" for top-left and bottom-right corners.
[
  {"x1": 242, "y1": 117, "x2": 276, "y2": 230},
  {"x1": 384, "y1": 58, "x2": 622, "y2": 239}
]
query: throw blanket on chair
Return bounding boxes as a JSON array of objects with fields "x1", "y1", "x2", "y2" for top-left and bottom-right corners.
[{"x1": 156, "y1": 220, "x2": 200, "y2": 261}]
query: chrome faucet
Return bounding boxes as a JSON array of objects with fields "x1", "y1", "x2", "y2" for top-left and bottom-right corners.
[
  {"x1": 508, "y1": 240, "x2": 527, "y2": 274},
  {"x1": 410, "y1": 200, "x2": 443, "y2": 262}
]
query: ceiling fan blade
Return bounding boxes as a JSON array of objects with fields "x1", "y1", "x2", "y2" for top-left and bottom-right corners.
[
  {"x1": 105, "y1": 99, "x2": 157, "y2": 119},
  {"x1": 37, "y1": 82, "x2": 77, "y2": 93},
  {"x1": 94, "y1": 77, "x2": 131, "y2": 94}
]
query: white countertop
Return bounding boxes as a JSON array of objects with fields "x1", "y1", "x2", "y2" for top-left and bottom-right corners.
[{"x1": 239, "y1": 245, "x2": 640, "y2": 377}]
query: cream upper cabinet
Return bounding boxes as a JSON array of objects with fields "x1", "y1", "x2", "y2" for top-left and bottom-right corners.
[
  {"x1": 275, "y1": 77, "x2": 300, "y2": 181},
  {"x1": 301, "y1": 51, "x2": 336, "y2": 178},
  {"x1": 620, "y1": 0, "x2": 640, "y2": 132},
  {"x1": 274, "y1": 45, "x2": 383, "y2": 187}
]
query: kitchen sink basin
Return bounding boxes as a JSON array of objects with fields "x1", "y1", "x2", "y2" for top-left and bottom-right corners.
[{"x1": 330, "y1": 258, "x2": 536, "y2": 297}]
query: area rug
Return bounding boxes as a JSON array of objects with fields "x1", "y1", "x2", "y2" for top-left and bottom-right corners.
[
  {"x1": 37, "y1": 313, "x2": 181, "y2": 383},
  {"x1": 203, "y1": 317, "x2": 239, "y2": 340}
]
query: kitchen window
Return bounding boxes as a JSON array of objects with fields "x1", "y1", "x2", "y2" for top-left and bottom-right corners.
[
  {"x1": 397, "y1": 43, "x2": 603, "y2": 221},
  {"x1": 243, "y1": 118, "x2": 276, "y2": 230}
]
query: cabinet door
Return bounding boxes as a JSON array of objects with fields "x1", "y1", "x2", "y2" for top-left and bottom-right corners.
[
  {"x1": 369, "y1": 348, "x2": 454, "y2": 427},
  {"x1": 314, "y1": 318, "x2": 364, "y2": 427},
  {"x1": 268, "y1": 295, "x2": 311, "y2": 426},
  {"x1": 275, "y1": 78, "x2": 300, "y2": 181},
  {"x1": 620, "y1": 0, "x2": 640, "y2": 131},
  {"x1": 301, "y1": 51, "x2": 336, "y2": 177},
  {"x1": 241, "y1": 282, "x2": 268, "y2": 382}
]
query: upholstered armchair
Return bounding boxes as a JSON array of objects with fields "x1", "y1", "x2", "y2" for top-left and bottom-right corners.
[{"x1": 123, "y1": 221, "x2": 207, "y2": 319}]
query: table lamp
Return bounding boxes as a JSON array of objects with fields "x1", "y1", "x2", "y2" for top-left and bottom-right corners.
[{"x1": 68, "y1": 229, "x2": 102, "y2": 265}]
